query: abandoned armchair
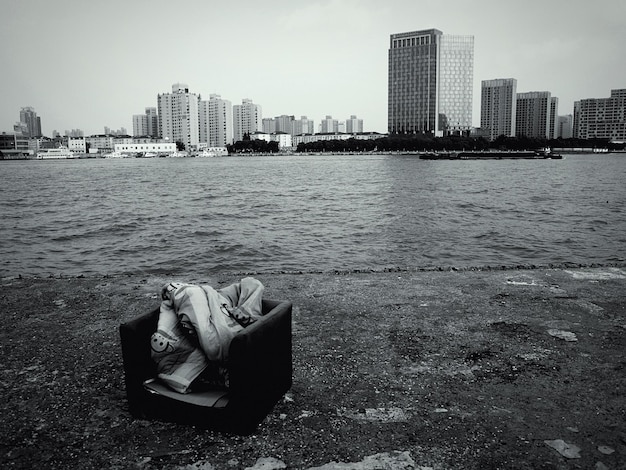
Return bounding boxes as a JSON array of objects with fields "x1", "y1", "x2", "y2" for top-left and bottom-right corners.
[{"x1": 119, "y1": 277, "x2": 292, "y2": 435}]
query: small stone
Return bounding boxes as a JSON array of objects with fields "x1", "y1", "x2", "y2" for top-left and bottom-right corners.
[
  {"x1": 597, "y1": 445, "x2": 614, "y2": 455},
  {"x1": 544, "y1": 439, "x2": 581, "y2": 459},
  {"x1": 547, "y1": 329, "x2": 578, "y2": 342}
]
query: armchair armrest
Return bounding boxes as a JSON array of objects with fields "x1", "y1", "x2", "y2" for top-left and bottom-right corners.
[
  {"x1": 119, "y1": 308, "x2": 160, "y2": 416},
  {"x1": 228, "y1": 300, "x2": 293, "y2": 399}
]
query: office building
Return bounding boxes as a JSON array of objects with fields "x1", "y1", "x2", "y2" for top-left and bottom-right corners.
[
  {"x1": 573, "y1": 89, "x2": 626, "y2": 140},
  {"x1": 157, "y1": 83, "x2": 200, "y2": 150},
  {"x1": 346, "y1": 115, "x2": 364, "y2": 134},
  {"x1": 388, "y1": 28, "x2": 474, "y2": 136},
  {"x1": 18, "y1": 107, "x2": 42, "y2": 137},
  {"x1": 199, "y1": 94, "x2": 233, "y2": 147},
  {"x1": 67, "y1": 137, "x2": 87, "y2": 154},
  {"x1": 515, "y1": 91, "x2": 552, "y2": 139},
  {"x1": 251, "y1": 132, "x2": 293, "y2": 149},
  {"x1": 233, "y1": 99, "x2": 262, "y2": 142},
  {"x1": 480, "y1": 79, "x2": 517, "y2": 141}
]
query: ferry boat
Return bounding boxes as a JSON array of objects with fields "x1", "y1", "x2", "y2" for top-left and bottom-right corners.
[{"x1": 36, "y1": 146, "x2": 75, "y2": 159}]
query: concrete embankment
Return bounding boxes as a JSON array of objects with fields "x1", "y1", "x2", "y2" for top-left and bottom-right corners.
[{"x1": 1, "y1": 266, "x2": 625, "y2": 469}]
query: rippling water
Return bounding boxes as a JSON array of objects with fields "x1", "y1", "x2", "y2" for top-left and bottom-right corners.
[{"x1": 1, "y1": 153, "x2": 625, "y2": 277}]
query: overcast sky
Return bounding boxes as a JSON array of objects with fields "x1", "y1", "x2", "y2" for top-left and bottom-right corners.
[{"x1": 1, "y1": 0, "x2": 624, "y2": 136}]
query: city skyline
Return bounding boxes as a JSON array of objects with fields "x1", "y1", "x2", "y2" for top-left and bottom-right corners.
[{"x1": 1, "y1": 0, "x2": 624, "y2": 136}]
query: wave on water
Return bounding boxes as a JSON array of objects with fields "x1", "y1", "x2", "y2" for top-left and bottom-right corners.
[{"x1": 1, "y1": 154, "x2": 625, "y2": 277}]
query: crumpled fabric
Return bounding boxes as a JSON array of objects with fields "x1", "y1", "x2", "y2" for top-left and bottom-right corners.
[{"x1": 150, "y1": 277, "x2": 264, "y2": 393}]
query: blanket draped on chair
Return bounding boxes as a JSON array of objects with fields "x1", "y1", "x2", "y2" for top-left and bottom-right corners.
[{"x1": 150, "y1": 277, "x2": 264, "y2": 393}]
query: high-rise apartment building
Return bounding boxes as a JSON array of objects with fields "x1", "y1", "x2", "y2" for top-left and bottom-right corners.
[
  {"x1": 320, "y1": 115, "x2": 338, "y2": 133},
  {"x1": 293, "y1": 116, "x2": 315, "y2": 135},
  {"x1": 388, "y1": 29, "x2": 474, "y2": 136},
  {"x1": 19, "y1": 107, "x2": 42, "y2": 137},
  {"x1": 480, "y1": 79, "x2": 517, "y2": 141},
  {"x1": 515, "y1": 91, "x2": 552, "y2": 139},
  {"x1": 233, "y1": 99, "x2": 262, "y2": 142},
  {"x1": 573, "y1": 89, "x2": 626, "y2": 140},
  {"x1": 346, "y1": 115, "x2": 364, "y2": 133},
  {"x1": 157, "y1": 83, "x2": 200, "y2": 150},
  {"x1": 199, "y1": 94, "x2": 233, "y2": 147},
  {"x1": 132, "y1": 114, "x2": 148, "y2": 137},
  {"x1": 549, "y1": 97, "x2": 559, "y2": 139},
  {"x1": 262, "y1": 118, "x2": 276, "y2": 134},
  {"x1": 275, "y1": 115, "x2": 295, "y2": 135},
  {"x1": 145, "y1": 107, "x2": 158, "y2": 138}
]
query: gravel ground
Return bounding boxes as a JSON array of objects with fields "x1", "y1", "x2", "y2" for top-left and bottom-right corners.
[{"x1": 1, "y1": 266, "x2": 625, "y2": 469}]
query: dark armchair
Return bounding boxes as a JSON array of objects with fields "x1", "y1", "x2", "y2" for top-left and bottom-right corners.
[{"x1": 119, "y1": 299, "x2": 292, "y2": 434}]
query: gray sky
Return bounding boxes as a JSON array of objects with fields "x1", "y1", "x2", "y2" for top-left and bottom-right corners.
[{"x1": 2, "y1": 0, "x2": 624, "y2": 136}]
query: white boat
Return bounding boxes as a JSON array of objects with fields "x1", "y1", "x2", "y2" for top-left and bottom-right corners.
[
  {"x1": 195, "y1": 147, "x2": 228, "y2": 157},
  {"x1": 103, "y1": 151, "x2": 131, "y2": 159},
  {"x1": 166, "y1": 151, "x2": 188, "y2": 158},
  {"x1": 36, "y1": 146, "x2": 75, "y2": 159},
  {"x1": 195, "y1": 149, "x2": 217, "y2": 157}
]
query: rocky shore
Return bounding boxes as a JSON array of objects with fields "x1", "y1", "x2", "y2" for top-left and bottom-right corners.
[{"x1": 1, "y1": 266, "x2": 625, "y2": 469}]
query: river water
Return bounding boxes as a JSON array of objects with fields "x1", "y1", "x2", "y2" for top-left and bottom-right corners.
[{"x1": 1, "y1": 153, "x2": 625, "y2": 278}]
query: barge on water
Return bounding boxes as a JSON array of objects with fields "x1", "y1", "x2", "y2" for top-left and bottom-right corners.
[{"x1": 419, "y1": 149, "x2": 562, "y2": 160}]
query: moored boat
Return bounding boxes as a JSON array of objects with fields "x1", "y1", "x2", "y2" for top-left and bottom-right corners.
[
  {"x1": 103, "y1": 151, "x2": 131, "y2": 158},
  {"x1": 195, "y1": 149, "x2": 217, "y2": 157},
  {"x1": 36, "y1": 146, "x2": 75, "y2": 159},
  {"x1": 419, "y1": 148, "x2": 562, "y2": 160},
  {"x1": 166, "y1": 150, "x2": 188, "y2": 158}
]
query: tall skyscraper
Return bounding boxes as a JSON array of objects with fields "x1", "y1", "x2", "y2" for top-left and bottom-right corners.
[
  {"x1": 516, "y1": 91, "x2": 552, "y2": 139},
  {"x1": 199, "y1": 94, "x2": 233, "y2": 147},
  {"x1": 388, "y1": 29, "x2": 474, "y2": 136},
  {"x1": 573, "y1": 89, "x2": 626, "y2": 140},
  {"x1": 19, "y1": 106, "x2": 42, "y2": 137},
  {"x1": 480, "y1": 78, "x2": 517, "y2": 141},
  {"x1": 233, "y1": 99, "x2": 262, "y2": 142},
  {"x1": 157, "y1": 83, "x2": 200, "y2": 150}
]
